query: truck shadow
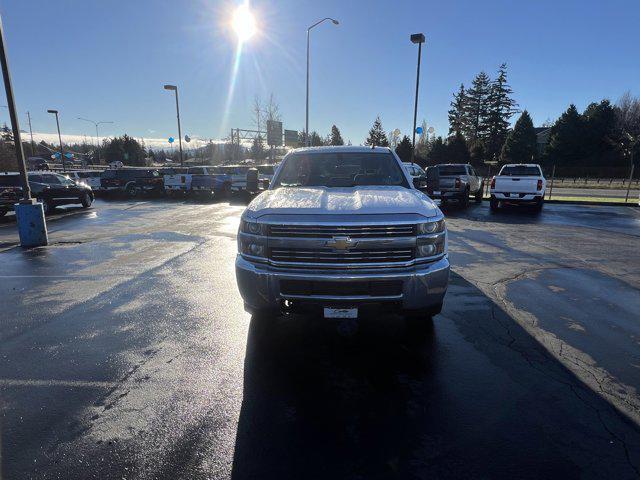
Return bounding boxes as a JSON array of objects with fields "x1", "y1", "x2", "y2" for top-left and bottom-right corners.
[{"x1": 231, "y1": 272, "x2": 640, "y2": 479}]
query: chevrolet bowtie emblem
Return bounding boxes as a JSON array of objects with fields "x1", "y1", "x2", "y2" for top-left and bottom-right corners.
[{"x1": 326, "y1": 236, "x2": 357, "y2": 250}]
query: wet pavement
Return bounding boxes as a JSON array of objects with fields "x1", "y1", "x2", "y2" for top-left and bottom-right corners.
[{"x1": 0, "y1": 198, "x2": 639, "y2": 479}]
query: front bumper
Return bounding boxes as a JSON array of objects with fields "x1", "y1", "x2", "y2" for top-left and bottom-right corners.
[{"x1": 236, "y1": 255, "x2": 449, "y2": 312}]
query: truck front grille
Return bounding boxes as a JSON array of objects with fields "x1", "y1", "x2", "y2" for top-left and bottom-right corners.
[
  {"x1": 268, "y1": 224, "x2": 415, "y2": 238},
  {"x1": 269, "y1": 247, "x2": 414, "y2": 265}
]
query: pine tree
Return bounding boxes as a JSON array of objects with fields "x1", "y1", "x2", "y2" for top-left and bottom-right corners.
[
  {"x1": 486, "y1": 63, "x2": 518, "y2": 161},
  {"x1": 364, "y1": 116, "x2": 389, "y2": 147},
  {"x1": 395, "y1": 135, "x2": 413, "y2": 162},
  {"x1": 448, "y1": 84, "x2": 467, "y2": 136},
  {"x1": 447, "y1": 133, "x2": 471, "y2": 164},
  {"x1": 465, "y1": 72, "x2": 492, "y2": 144},
  {"x1": 501, "y1": 111, "x2": 537, "y2": 164},
  {"x1": 329, "y1": 125, "x2": 344, "y2": 146},
  {"x1": 426, "y1": 137, "x2": 447, "y2": 165},
  {"x1": 545, "y1": 105, "x2": 585, "y2": 167}
]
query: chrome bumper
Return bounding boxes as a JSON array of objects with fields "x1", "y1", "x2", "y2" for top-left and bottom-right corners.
[{"x1": 235, "y1": 255, "x2": 449, "y2": 311}]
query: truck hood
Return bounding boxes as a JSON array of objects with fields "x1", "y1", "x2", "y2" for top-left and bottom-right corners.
[{"x1": 245, "y1": 186, "x2": 439, "y2": 219}]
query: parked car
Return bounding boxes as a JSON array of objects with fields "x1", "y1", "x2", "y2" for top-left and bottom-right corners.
[
  {"x1": 235, "y1": 146, "x2": 449, "y2": 325},
  {"x1": 190, "y1": 171, "x2": 233, "y2": 198},
  {"x1": 256, "y1": 164, "x2": 276, "y2": 188},
  {"x1": 162, "y1": 167, "x2": 190, "y2": 194},
  {"x1": 490, "y1": 163, "x2": 546, "y2": 211},
  {"x1": 212, "y1": 165, "x2": 251, "y2": 194},
  {"x1": 403, "y1": 162, "x2": 427, "y2": 189},
  {"x1": 100, "y1": 168, "x2": 163, "y2": 197},
  {"x1": 0, "y1": 171, "x2": 94, "y2": 216},
  {"x1": 63, "y1": 170, "x2": 103, "y2": 191},
  {"x1": 430, "y1": 164, "x2": 484, "y2": 207}
]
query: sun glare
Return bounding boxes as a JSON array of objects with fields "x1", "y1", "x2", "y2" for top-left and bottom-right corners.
[{"x1": 232, "y1": 4, "x2": 256, "y2": 43}]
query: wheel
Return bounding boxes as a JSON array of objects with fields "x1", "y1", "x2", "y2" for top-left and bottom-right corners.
[
  {"x1": 475, "y1": 184, "x2": 484, "y2": 203},
  {"x1": 460, "y1": 189, "x2": 470, "y2": 208},
  {"x1": 125, "y1": 184, "x2": 138, "y2": 198},
  {"x1": 80, "y1": 192, "x2": 93, "y2": 208},
  {"x1": 39, "y1": 198, "x2": 53, "y2": 215},
  {"x1": 223, "y1": 182, "x2": 232, "y2": 199},
  {"x1": 490, "y1": 197, "x2": 499, "y2": 211},
  {"x1": 535, "y1": 197, "x2": 544, "y2": 212},
  {"x1": 0, "y1": 209, "x2": 7, "y2": 217}
]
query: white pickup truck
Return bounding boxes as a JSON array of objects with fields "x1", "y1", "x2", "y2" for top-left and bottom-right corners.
[
  {"x1": 235, "y1": 146, "x2": 450, "y2": 326},
  {"x1": 490, "y1": 163, "x2": 546, "y2": 211}
]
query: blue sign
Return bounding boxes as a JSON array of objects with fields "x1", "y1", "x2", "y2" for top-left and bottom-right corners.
[
  {"x1": 64, "y1": 153, "x2": 73, "y2": 159},
  {"x1": 168, "y1": 137, "x2": 175, "y2": 144},
  {"x1": 415, "y1": 126, "x2": 423, "y2": 135}
]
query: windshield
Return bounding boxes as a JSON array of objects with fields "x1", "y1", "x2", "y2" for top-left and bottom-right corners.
[
  {"x1": 273, "y1": 152, "x2": 409, "y2": 188},
  {"x1": 438, "y1": 165, "x2": 467, "y2": 176},
  {"x1": 500, "y1": 166, "x2": 541, "y2": 176}
]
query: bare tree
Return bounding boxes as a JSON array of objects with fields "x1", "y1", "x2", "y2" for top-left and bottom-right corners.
[{"x1": 616, "y1": 91, "x2": 640, "y2": 168}]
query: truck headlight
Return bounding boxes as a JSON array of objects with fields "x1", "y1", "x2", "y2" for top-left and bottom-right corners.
[
  {"x1": 240, "y1": 219, "x2": 265, "y2": 235},
  {"x1": 417, "y1": 219, "x2": 445, "y2": 235},
  {"x1": 239, "y1": 238, "x2": 266, "y2": 257}
]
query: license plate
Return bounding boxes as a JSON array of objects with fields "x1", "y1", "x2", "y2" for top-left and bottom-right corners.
[
  {"x1": 323, "y1": 307, "x2": 358, "y2": 319},
  {"x1": 432, "y1": 191, "x2": 441, "y2": 196}
]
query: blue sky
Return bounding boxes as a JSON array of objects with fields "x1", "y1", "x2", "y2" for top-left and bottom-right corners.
[{"x1": 0, "y1": 0, "x2": 638, "y2": 146}]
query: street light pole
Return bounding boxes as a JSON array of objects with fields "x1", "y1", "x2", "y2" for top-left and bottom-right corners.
[
  {"x1": 305, "y1": 17, "x2": 339, "y2": 147},
  {"x1": 0, "y1": 13, "x2": 47, "y2": 247},
  {"x1": 47, "y1": 109, "x2": 64, "y2": 172},
  {"x1": 164, "y1": 84, "x2": 184, "y2": 166},
  {"x1": 78, "y1": 117, "x2": 113, "y2": 164},
  {"x1": 410, "y1": 33, "x2": 425, "y2": 164}
]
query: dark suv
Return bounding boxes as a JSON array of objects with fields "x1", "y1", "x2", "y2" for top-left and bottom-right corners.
[
  {"x1": 100, "y1": 168, "x2": 163, "y2": 197},
  {"x1": 0, "y1": 172, "x2": 94, "y2": 216}
]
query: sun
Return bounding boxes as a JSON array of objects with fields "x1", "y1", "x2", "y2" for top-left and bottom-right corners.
[{"x1": 232, "y1": 4, "x2": 256, "y2": 43}]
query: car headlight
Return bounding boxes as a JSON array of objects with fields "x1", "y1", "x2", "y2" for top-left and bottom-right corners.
[
  {"x1": 417, "y1": 219, "x2": 445, "y2": 235},
  {"x1": 240, "y1": 219, "x2": 265, "y2": 235}
]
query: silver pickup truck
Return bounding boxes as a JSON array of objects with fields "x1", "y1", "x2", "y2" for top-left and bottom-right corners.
[
  {"x1": 235, "y1": 146, "x2": 450, "y2": 324},
  {"x1": 430, "y1": 163, "x2": 484, "y2": 207}
]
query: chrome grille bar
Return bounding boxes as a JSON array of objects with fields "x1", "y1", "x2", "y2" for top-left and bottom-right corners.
[{"x1": 268, "y1": 224, "x2": 415, "y2": 238}]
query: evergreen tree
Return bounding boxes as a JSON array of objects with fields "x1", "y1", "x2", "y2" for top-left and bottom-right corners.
[
  {"x1": 103, "y1": 135, "x2": 146, "y2": 166},
  {"x1": 426, "y1": 136, "x2": 448, "y2": 165},
  {"x1": 469, "y1": 143, "x2": 486, "y2": 167},
  {"x1": 486, "y1": 63, "x2": 518, "y2": 161},
  {"x1": 501, "y1": 110, "x2": 537, "y2": 164},
  {"x1": 250, "y1": 134, "x2": 265, "y2": 159},
  {"x1": 364, "y1": 116, "x2": 389, "y2": 147},
  {"x1": 395, "y1": 135, "x2": 413, "y2": 162},
  {"x1": 464, "y1": 72, "x2": 492, "y2": 144},
  {"x1": 582, "y1": 100, "x2": 617, "y2": 164},
  {"x1": 448, "y1": 84, "x2": 467, "y2": 136},
  {"x1": 329, "y1": 125, "x2": 344, "y2": 146},
  {"x1": 447, "y1": 133, "x2": 471, "y2": 164},
  {"x1": 544, "y1": 104, "x2": 585, "y2": 167}
]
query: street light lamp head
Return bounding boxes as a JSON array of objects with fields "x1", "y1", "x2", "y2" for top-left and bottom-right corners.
[
  {"x1": 164, "y1": 85, "x2": 177, "y2": 91},
  {"x1": 331, "y1": 19, "x2": 339, "y2": 25},
  {"x1": 47, "y1": 109, "x2": 58, "y2": 114},
  {"x1": 410, "y1": 33, "x2": 425, "y2": 44}
]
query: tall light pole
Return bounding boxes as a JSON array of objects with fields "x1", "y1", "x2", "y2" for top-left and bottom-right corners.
[
  {"x1": 0, "y1": 13, "x2": 47, "y2": 247},
  {"x1": 26, "y1": 111, "x2": 35, "y2": 156},
  {"x1": 163, "y1": 84, "x2": 184, "y2": 166},
  {"x1": 78, "y1": 117, "x2": 113, "y2": 164},
  {"x1": 306, "y1": 17, "x2": 339, "y2": 147},
  {"x1": 410, "y1": 33, "x2": 425, "y2": 164},
  {"x1": 47, "y1": 109, "x2": 65, "y2": 172}
]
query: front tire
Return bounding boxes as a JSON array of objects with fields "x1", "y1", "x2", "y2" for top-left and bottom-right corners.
[
  {"x1": 0, "y1": 209, "x2": 7, "y2": 217},
  {"x1": 80, "y1": 192, "x2": 93, "y2": 208},
  {"x1": 460, "y1": 189, "x2": 470, "y2": 208},
  {"x1": 475, "y1": 185, "x2": 484, "y2": 203},
  {"x1": 490, "y1": 197, "x2": 499, "y2": 212},
  {"x1": 125, "y1": 184, "x2": 138, "y2": 198},
  {"x1": 39, "y1": 198, "x2": 53, "y2": 215}
]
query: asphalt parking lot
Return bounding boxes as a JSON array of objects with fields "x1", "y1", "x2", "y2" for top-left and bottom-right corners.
[{"x1": 0, "y1": 198, "x2": 639, "y2": 479}]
